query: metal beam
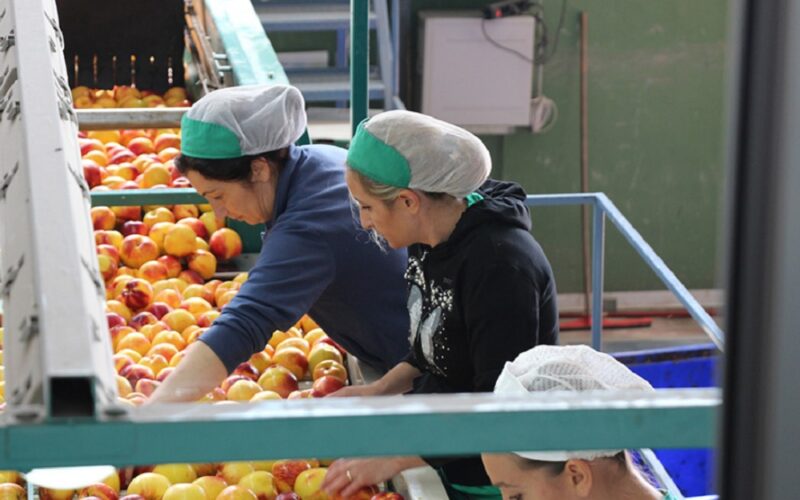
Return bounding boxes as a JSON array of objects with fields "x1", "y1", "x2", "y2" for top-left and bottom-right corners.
[
  {"x1": 76, "y1": 108, "x2": 185, "y2": 130},
  {"x1": 0, "y1": 389, "x2": 719, "y2": 470}
]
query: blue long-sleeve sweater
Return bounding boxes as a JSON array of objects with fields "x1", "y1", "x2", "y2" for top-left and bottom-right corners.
[{"x1": 200, "y1": 144, "x2": 411, "y2": 373}]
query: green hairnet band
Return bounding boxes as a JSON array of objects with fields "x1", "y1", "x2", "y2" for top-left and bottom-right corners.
[
  {"x1": 347, "y1": 120, "x2": 411, "y2": 187},
  {"x1": 180, "y1": 116, "x2": 243, "y2": 159}
]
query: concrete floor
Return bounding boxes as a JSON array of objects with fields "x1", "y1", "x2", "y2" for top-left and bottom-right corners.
[{"x1": 559, "y1": 316, "x2": 720, "y2": 353}]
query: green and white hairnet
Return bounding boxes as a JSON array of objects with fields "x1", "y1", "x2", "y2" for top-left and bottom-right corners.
[
  {"x1": 347, "y1": 110, "x2": 491, "y2": 198},
  {"x1": 494, "y1": 345, "x2": 654, "y2": 462},
  {"x1": 180, "y1": 84, "x2": 306, "y2": 159}
]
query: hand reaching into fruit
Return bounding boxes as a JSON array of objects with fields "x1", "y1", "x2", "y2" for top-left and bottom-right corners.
[
  {"x1": 325, "y1": 383, "x2": 381, "y2": 398},
  {"x1": 322, "y1": 457, "x2": 424, "y2": 499}
]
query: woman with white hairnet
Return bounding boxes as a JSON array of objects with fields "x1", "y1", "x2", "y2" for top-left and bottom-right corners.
[
  {"x1": 322, "y1": 111, "x2": 559, "y2": 499},
  {"x1": 150, "y1": 85, "x2": 411, "y2": 403},
  {"x1": 482, "y1": 345, "x2": 677, "y2": 500}
]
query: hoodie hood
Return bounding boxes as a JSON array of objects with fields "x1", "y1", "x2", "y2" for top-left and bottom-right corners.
[{"x1": 438, "y1": 179, "x2": 531, "y2": 249}]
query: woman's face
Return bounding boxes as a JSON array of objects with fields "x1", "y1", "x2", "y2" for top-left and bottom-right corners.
[
  {"x1": 482, "y1": 454, "x2": 577, "y2": 500},
  {"x1": 186, "y1": 159, "x2": 277, "y2": 225},
  {"x1": 345, "y1": 169, "x2": 417, "y2": 249}
]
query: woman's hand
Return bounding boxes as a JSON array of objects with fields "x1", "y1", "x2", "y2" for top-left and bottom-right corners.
[{"x1": 322, "y1": 457, "x2": 424, "y2": 498}]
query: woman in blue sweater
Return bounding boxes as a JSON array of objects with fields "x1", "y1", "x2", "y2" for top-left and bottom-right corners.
[{"x1": 151, "y1": 85, "x2": 410, "y2": 403}]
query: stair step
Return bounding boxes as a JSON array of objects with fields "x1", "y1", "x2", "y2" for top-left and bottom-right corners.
[
  {"x1": 254, "y1": 4, "x2": 377, "y2": 32},
  {"x1": 290, "y1": 72, "x2": 385, "y2": 102},
  {"x1": 307, "y1": 107, "x2": 384, "y2": 142}
]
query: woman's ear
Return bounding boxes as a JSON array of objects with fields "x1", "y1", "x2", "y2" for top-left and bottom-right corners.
[
  {"x1": 250, "y1": 157, "x2": 275, "y2": 183},
  {"x1": 397, "y1": 189, "x2": 421, "y2": 213},
  {"x1": 565, "y1": 460, "x2": 593, "y2": 497}
]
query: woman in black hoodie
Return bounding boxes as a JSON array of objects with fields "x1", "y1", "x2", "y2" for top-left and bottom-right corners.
[{"x1": 323, "y1": 110, "x2": 559, "y2": 499}]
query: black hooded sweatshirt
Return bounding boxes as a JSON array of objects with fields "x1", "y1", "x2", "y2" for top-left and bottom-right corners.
[{"x1": 403, "y1": 179, "x2": 558, "y2": 486}]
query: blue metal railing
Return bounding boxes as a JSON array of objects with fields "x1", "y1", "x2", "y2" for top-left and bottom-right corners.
[{"x1": 525, "y1": 193, "x2": 725, "y2": 352}]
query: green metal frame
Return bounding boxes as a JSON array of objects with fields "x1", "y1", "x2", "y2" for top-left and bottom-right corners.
[{"x1": 0, "y1": 389, "x2": 718, "y2": 470}]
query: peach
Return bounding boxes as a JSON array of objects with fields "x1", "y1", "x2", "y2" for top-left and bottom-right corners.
[
  {"x1": 248, "y1": 352, "x2": 272, "y2": 374},
  {"x1": 149, "y1": 343, "x2": 180, "y2": 362},
  {"x1": 156, "y1": 367, "x2": 175, "y2": 382},
  {"x1": 190, "y1": 463, "x2": 217, "y2": 477},
  {"x1": 117, "y1": 374, "x2": 133, "y2": 397},
  {"x1": 293, "y1": 468, "x2": 328, "y2": 500},
  {"x1": 273, "y1": 347, "x2": 309, "y2": 380},
  {"x1": 134, "y1": 378, "x2": 161, "y2": 398},
  {"x1": 275, "y1": 338, "x2": 310, "y2": 356},
  {"x1": 116, "y1": 348, "x2": 143, "y2": 364},
  {"x1": 232, "y1": 362, "x2": 259, "y2": 382},
  {"x1": 122, "y1": 221, "x2": 149, "y2": 238},
  {"x1": 177, "y1": 218, "x2": 208, "y2": 240},
  {"x1": 121, "y1": 235, "x2": 160, "y2": 269},
  {"x1": 199, "y1": 211, "x2": 225, "y2": 236},
  {"x1": 99, "y1": 253, "x2": 119, "y2": 282},
  {"x1": 80, "y1": 137, "x2": 105, "y2": 155},
  {"x1": 83, "y1": 160, "x2": 105, "y2": 188},
  {"x1": 312, "y1": 360, "x2": 347, "y2": 384},
  {"x1": 178, "y1": 270, "x2": 204, "y2": 286},
  {"x1": 209, "y1": 228, "x2": 243, "y2": 261},
  {"x1": 143, "y1": 95, "x2": 166, "y2": 107},
  {"x1": 157, "y1": 148, "x2": 180, "y2": 164},
  {"x1": 97, "y1": 243, "x2": 121, "y2": 263},
  {"x1": 198, "y1": 386, "x2": 225, "y2": 402},
  {"x1": 152, "y1": 330, "x2": 186, "y2": 351},
  {"x1": 116, "y1": 332, "x2": 152, "y2": 356},
  {"x1": 154, "y1": 133, "x2": 181, "y2": 153},
  {"x1": 315, "y1": 337, "x2": 346, "y2": 355},
  {"x1": 214, "y1": 281, "x2": 241, "y2": 303},
  {"x1": 195, "y1": 311, "x2": 219, "y2": 329},
  {"x1": 307, "y1": 344, "x2": 343, "y2": 372},
  {"x1": 114, "y1": 164, "x2": 141, "y2": 181},
  {"x1": 287, "y1": 389, "x2": 313, "y2": 400},
  {"x1": 299, "y1": 316, "x2": 320, "y2": 334},
  {"x1": 249, "y1": 391, "x2": 281, "y2": 402},
  {"x1": 194, "y1": 237, "x2": 209, "y2": 253},
  {"x1": 220, "y1": 375, "x2": 250, "y2": 394},
  {"x1": 332, "y1": 486, "x2": 379, "y2": 500},
  {"x1": 154, "y1": 289, "x2": 182, "y2": 309},
  {"x1": 140, "y1": 321, "x2": 169, "y2": 341},
  {"x1": 303, "y1": 329, "x2": 328, "y2": 347},
  {"x1": 152, "y1": 464, "x2": 197, "y2": 485},
  {"x1": 102, "y1": 472, "x2": 122, "y2": 494},
  {"x1": 139, "y1": 354, "x2": 169, "y2": 377},
  {"x1": 218, "y1": 463, "x2": 255, "y2": 486},
  {"x1": 182, "y1": 251, "x2": 215, "y2": 281},
  {"x1": 138, "y1": 261, "x2": 169, "y2": 283},
  {"x1": 369, "y1": 493, "x2": 404, "y2": 500},
  {"x1": 114, "y1": 86, "x2": 142, "y2": 101},
  {"x1": 128, "y1": 137, "x2": 156, "y2": 156},
  {"x1": 0, "y1": 484, "x2": 26, "y2": 500},
  {"x1": 216, "y1": 487, "x2": 256, "y2": 500},
  {"x1": 144, "y1": 207, "x2": 176, "y2": 228},
  {"x1": 257, "y1": 366, "x2": 298, "y2": 399},
  {"x1": 225, "y1": 379, "x2": 261, "y2": 402},
  {"x1": 164, "y1": 87, "x2": 188, "y2": 101},
  {"x1": 311, "y1": 376, "x2": 345, "y2": 397},
  {"x1": 232, "y1": 273, "x2": 248, "y2": 285},
  {"x1": 96, "y1": 230, "x2": 124, "y2": 250},
  {"x1": 217, "y1": 291, "x2": 237, "y2": 309},
  {"x1": 183, "y1": 327, "x2": 206, "y2": 345},
  {"x1": 110, "y1": 275, "x2": 135, "y2": 298},
  {"x1": 163, "y1": 309, "x2": 196, "y2": 333},
  {"x1": 173, "y1": 205, "x2": 199, "y2": 220},
  {"x1": 180, "y1": 297, "x2": 213, "y2": 319},
  {"x1": 116, "y1": 266, "x2": 139, "y2": 279},
  {"x1": 239, "y1": 471, "x2": 276, "y2": 500},
  {"x1": 146, "y1": 302, "x2": 173, "y2": 320},
  {"x1": 119, "y1": 129, "x2": 148, "y2": 147},
  {"x1": 130, "y1": 311, "x2": 159, "y2": 331},
  {"x1": 182, "y1": 284, "x2": 215, "y2": 304},
  {"x1": 110, "y1": 149, "x2": 137, "y2": 165},
  {"x1": 161, "y1": 484, "x2": 204, "y2": 500},
  {"x1": 85, "y1": 149, "x2": 110, "y2": 167},
  {"x1": 92, "y1": 206, "x2": 117, "y2": 230},
  {"x1": 164, "y1": 224, "x2": 198, "y2": 258},
  {"x1": 121, "y1": 278, "x2": 154, "y2": 310},
  {"x1": 192, "y1": 476, "x2": 227, "y2": 500},
  {"x1": 113, "y1": 351, "x2": 134, "y2": 371},
  {"x1": 120, "y1": 363, "x2": 155, "y2": 388},
  {"x1": 149, "y1": 222, "x2": 175, "y2": 253},
  {"x1": 127, "y1": 473, "x2": 171, "y2": 500},
  {"x1": 112, "y1": 206, "x2": 142, "y2": 224},
  {"x1": 142, "y1": 165, "x2": 171, "y2": 189},
  {"x1": 38, "y1": 488, "x2": 75, "y2": 500},
  {"x1": 272, "y1": 461, "x2": 312, "y2": 494}
]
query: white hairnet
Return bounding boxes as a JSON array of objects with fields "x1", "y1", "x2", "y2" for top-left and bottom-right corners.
[
  {"x1": 362, "y1": 110, "x2": 491, "y2": 198},
  {"x1": 495, "y1": 345, "x2": 653, "y2": 462},
  {"x1": 184, "y1": 84, "x2": 306, "y2": 155}
]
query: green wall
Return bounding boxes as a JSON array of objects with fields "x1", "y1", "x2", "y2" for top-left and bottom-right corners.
[
  {"x1": 410, "y1": 0, "x2": 729, "y2": 292},
  {"x1": 269, "y1": 0, "x2": 730, "y2": 293}
]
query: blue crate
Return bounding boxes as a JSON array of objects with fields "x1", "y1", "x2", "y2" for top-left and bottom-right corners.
[{"x1": 614, "y1": 344, "x2": 719, "y2": 497}]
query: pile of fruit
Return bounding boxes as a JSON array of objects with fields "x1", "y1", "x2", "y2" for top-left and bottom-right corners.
[
  {"x1": 72, "y1": 86, "x2": 191, "y2": 109},
  {"x1": 0, "y1": 461, "x2": 404, "y2": 499}
]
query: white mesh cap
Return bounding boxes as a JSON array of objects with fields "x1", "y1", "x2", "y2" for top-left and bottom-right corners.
[
  {"x1": 184, "y1": 84, "x2": 306, "y2": 155},
  {"x1": 362, "y1": 110, "x2": 492, "y2": 198},
  {"x1": 495, "y1": 345, "x2": 654, "y2": 462}
]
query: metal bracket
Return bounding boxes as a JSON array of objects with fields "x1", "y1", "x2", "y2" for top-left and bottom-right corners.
[
  {"x1": 18, "y1": 314, "x2": 40, "y2": 345},
  {"x1": 67, "y1": 162, "x2": 89, "y2": 200},
  {"x1": 80, "y1": 257, "x2": 104, "y2": 297},
  {"x1": 0, "y1": 161, "x2": 18, "y2": 200},
  {"x1": 43, "y1": 13, "x2": 63, "y2": 52},
  {"x1": 2, "y1": 255, "x2": 24, "y2": 298},
  {"x1": 0, "y1": 31, "x2": 14, "y2": 53}
]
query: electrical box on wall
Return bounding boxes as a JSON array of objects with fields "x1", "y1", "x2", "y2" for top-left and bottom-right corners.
[{"x1": 419, "y1": 11, "x2": 535, "y2": 132}]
